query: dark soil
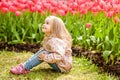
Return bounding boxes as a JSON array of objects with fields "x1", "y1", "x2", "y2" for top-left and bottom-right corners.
[
  {"x1": 72, "y1": 46, "x2": 120, "y2": 78},
  {"x1": 0, "y1": 42, "x2": 120, "y2": 77},
  {"x1": 0, "y1": 42, "x2": 40, "y2": 53}
]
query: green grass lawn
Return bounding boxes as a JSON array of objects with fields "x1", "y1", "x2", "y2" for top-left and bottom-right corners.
[{"x1": 0, "y1": 51, "x2": 119, "y2": 80}]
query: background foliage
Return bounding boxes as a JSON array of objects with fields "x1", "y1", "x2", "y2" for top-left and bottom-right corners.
[{"x1": 0, "y1": 0, "x2": 120, "y2": 63}]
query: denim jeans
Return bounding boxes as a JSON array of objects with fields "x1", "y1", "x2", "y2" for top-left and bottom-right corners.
[{"x1": 24, "y1": 49, "x2": 61, "y2": 72}]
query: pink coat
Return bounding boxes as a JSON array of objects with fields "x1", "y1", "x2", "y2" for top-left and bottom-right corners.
[{"x1": 42, "y1": 37, "x2": 72, "y2": 72}]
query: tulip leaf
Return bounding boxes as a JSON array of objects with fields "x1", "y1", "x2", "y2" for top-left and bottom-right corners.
[{"x1": 103, "y1": 51, "x2": 112, "y2": 63}]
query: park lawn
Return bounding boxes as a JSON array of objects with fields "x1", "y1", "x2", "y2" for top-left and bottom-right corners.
[{"x1": 0, "y1": 51, "x2": 119, "y2": 80}]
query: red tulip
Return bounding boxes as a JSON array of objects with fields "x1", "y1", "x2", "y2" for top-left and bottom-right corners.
[
  {"x1": 86, "y1": 22, "x2": 92, "y2": 28},
  {"x1": 15, "y1": 11, "x2": 21, "y2": 16}
]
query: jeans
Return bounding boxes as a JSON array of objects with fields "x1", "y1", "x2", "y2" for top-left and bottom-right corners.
[{"x1": 24, "y1": 49, "x2": 61, "y2": 72}]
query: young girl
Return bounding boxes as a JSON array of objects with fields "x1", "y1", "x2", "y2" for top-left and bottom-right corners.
[{"x1": 10, "y1": 16, "x2": 72, "y2": 74}]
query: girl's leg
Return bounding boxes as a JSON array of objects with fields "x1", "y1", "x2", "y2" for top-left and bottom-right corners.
[
  {"x1": 24, "y1": 49, "x2": 45, "y2": 70},
  {"x1": 10, "y1": 49, "x2": 47, "y2": 74},
  {"x1": 49, "y1": 63, "x2": 61, "y2": 72},
  {"x1": 26, "y1": 50, "x2": 61, "y2": 72}
]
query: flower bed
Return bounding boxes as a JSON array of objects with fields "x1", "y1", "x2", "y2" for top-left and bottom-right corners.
[{"x1": 0, "y1": 0, "x2": 120, "y2": 76}]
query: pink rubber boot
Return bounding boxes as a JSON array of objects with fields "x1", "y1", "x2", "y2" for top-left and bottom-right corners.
[{"x1": 10, "y1": 63, "x2": 30, "y2": 75}]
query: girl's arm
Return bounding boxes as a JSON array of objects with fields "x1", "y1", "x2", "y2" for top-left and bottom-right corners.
[
  {"x1": 39, "y1": 45, "x2": 65, "y2": 63},
  {"x1": 41, "y1": 53, "x2": 63, "y2": 63},
  {"x1": 39, "y1": 38, "x2": 66, "y2": 63}
]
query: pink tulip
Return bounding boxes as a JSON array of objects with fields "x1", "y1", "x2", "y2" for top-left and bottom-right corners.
[
  {"x1": 80, "y1": 9, "x2": 87, "y2": 15},
  {"x1": 71, "y1": 11, "x2": 77, "y2": 15},
  {"x1": 12, "y1": 1, "x2": 19, "y2": 7},
  {"x1": 57, "y1": 9, "x2": 66, "y2": 16},
  {"x1": 0, "y1": 2, "x2": 2, "y2": 8},
  {"x1": 52, "y1": 12, "x2": 56, "y2": 16},
  {"x1": 114, "y1": 16, "x2": 120, "y2": 23},
  {"x1": 50, "y1": 0, "x2": 57, "y2": 7},
  {"x1": 9, "y1": 6, "x2": 17, "y2": 12},
  {"x1": 41, "y1": 11, "x2": 46, "y2": 15},
  {"x1": 72, "y1": 2, "x2": 78, "y2": 9},
  {"x1": 17, "y1": 0, "x2": 27, "y2": 4},
  {"x1": 7, "y1": 1, "x2": 13, "y2": 7},
  {"x1": 18, "y1": 3, "x2": 26, "y2": 10},
  {"x1": 43, "y1": 3, "x2": 51, "y2": 10},
  {"x1": 61, "y1": 4, "x2": 68, "y2": 12},
  {"x1": 86, "y1": 22, "x2": 92, "y2": 28},
  {"x1": 80, "y1": 4, "x2": 86, "y2": 9},
  {"x1": 2, "y1": 7, "x2": 8, "y2": 13},
  {"x1": 28, "y1": 0, "x2": 34, "y2": 7},
  {"x1": 113, "y1": 4, "x2": 119, "y2": 14},
  {"x1": 105, "y1": 11, "x2": 114, "y2": 18},
  {"x1": 30, "y1": 6, "x2": 36, "y2": 12},
  {"x1": 99, "y1": 0, "x2": 106, "y2": 9},
  {"x1": 51, "y1": 6, "x2": 56, "y2": 13},
  {"x1": 0, "y1": 0, "x2": 119, "y2": 17},
  {"x1": 1, "y1": 1, "x2": 9, "y2": 8},
  {"x1": 35, "y1": 5, "x2": 42, "y2": 12},
  {"x1": 15, "y1": 11, "x2": 21, "y2": 16}
]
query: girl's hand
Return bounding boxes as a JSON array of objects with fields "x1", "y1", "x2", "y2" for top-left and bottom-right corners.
[
  {"x1": 39, "y1": 47, "x2": 44, "y2": 50},
  {"x1": 38, "y1": 52, "x2": 47, "y2": 60}
]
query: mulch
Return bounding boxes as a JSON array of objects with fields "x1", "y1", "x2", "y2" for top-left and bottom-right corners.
[{"x1": 0, "y1": 42, "x2": 120, "y2": 77}]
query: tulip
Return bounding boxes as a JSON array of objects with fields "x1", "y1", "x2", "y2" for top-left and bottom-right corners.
[
  {"x1": 30, "y1": 6, "x2": 36, "y2": 12},
  {"x1": 105, "y1": 11, "x2": 114, "y2": 18},
  {"x1": 12, "y1": 1, "x2": 19, "y2": 7},
  {"x1": 50, "y1": 0, "x2": 57, "y2": 7},
  {"x1": 1, "y1": 1, "x2": 9, "y2": 8},
  {"x1": 36, "y1": 5, "x2": 42, "y2": 12},
  {"x1": 44, "y1": 3, "x2": 51, "y2": 10},
  {"x1": 41, "y1": 11, "x2": 46, "y2": 15},
  {"x1": 57, "y1": 9, "x2": 66, "y2": 16},
  {"x1": 17, "y1": 0, "x2": 27, "y2": 4},
  {"x1": 18, "y1": 3, "x2": 26, "y2": 10},
  {"x1": 28, "y1": 0, "x2": 34, "y2": 7},
  {"x1": 80, "y1": 9, "x2": 87, "y2": 15},
  {"x1": 9, "y1": 6, "x2": 17, "y2": 12},
  {"x1": 15, "y1": 11, "x2": 21, "y2": 16},
  {"x1": 114, "y1": 16, "x2": 120, "y2": 23},
  {"x1": 2, "y1": 7, "x2": 8, "y2": 13},
  {"x1": 72, "y1": 2, "x2": 78, "y2": 9},
  {"x1": 86, "y1": 22, "x2": 92, "y2": 28},
  {"x1": 61, "y1": 4, "x2": 68, "y2": 12}
]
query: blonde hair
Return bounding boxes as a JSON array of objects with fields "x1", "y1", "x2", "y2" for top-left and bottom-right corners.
[{"x1": 42, "y1": 16, "x2": 72, "y2": 48}]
